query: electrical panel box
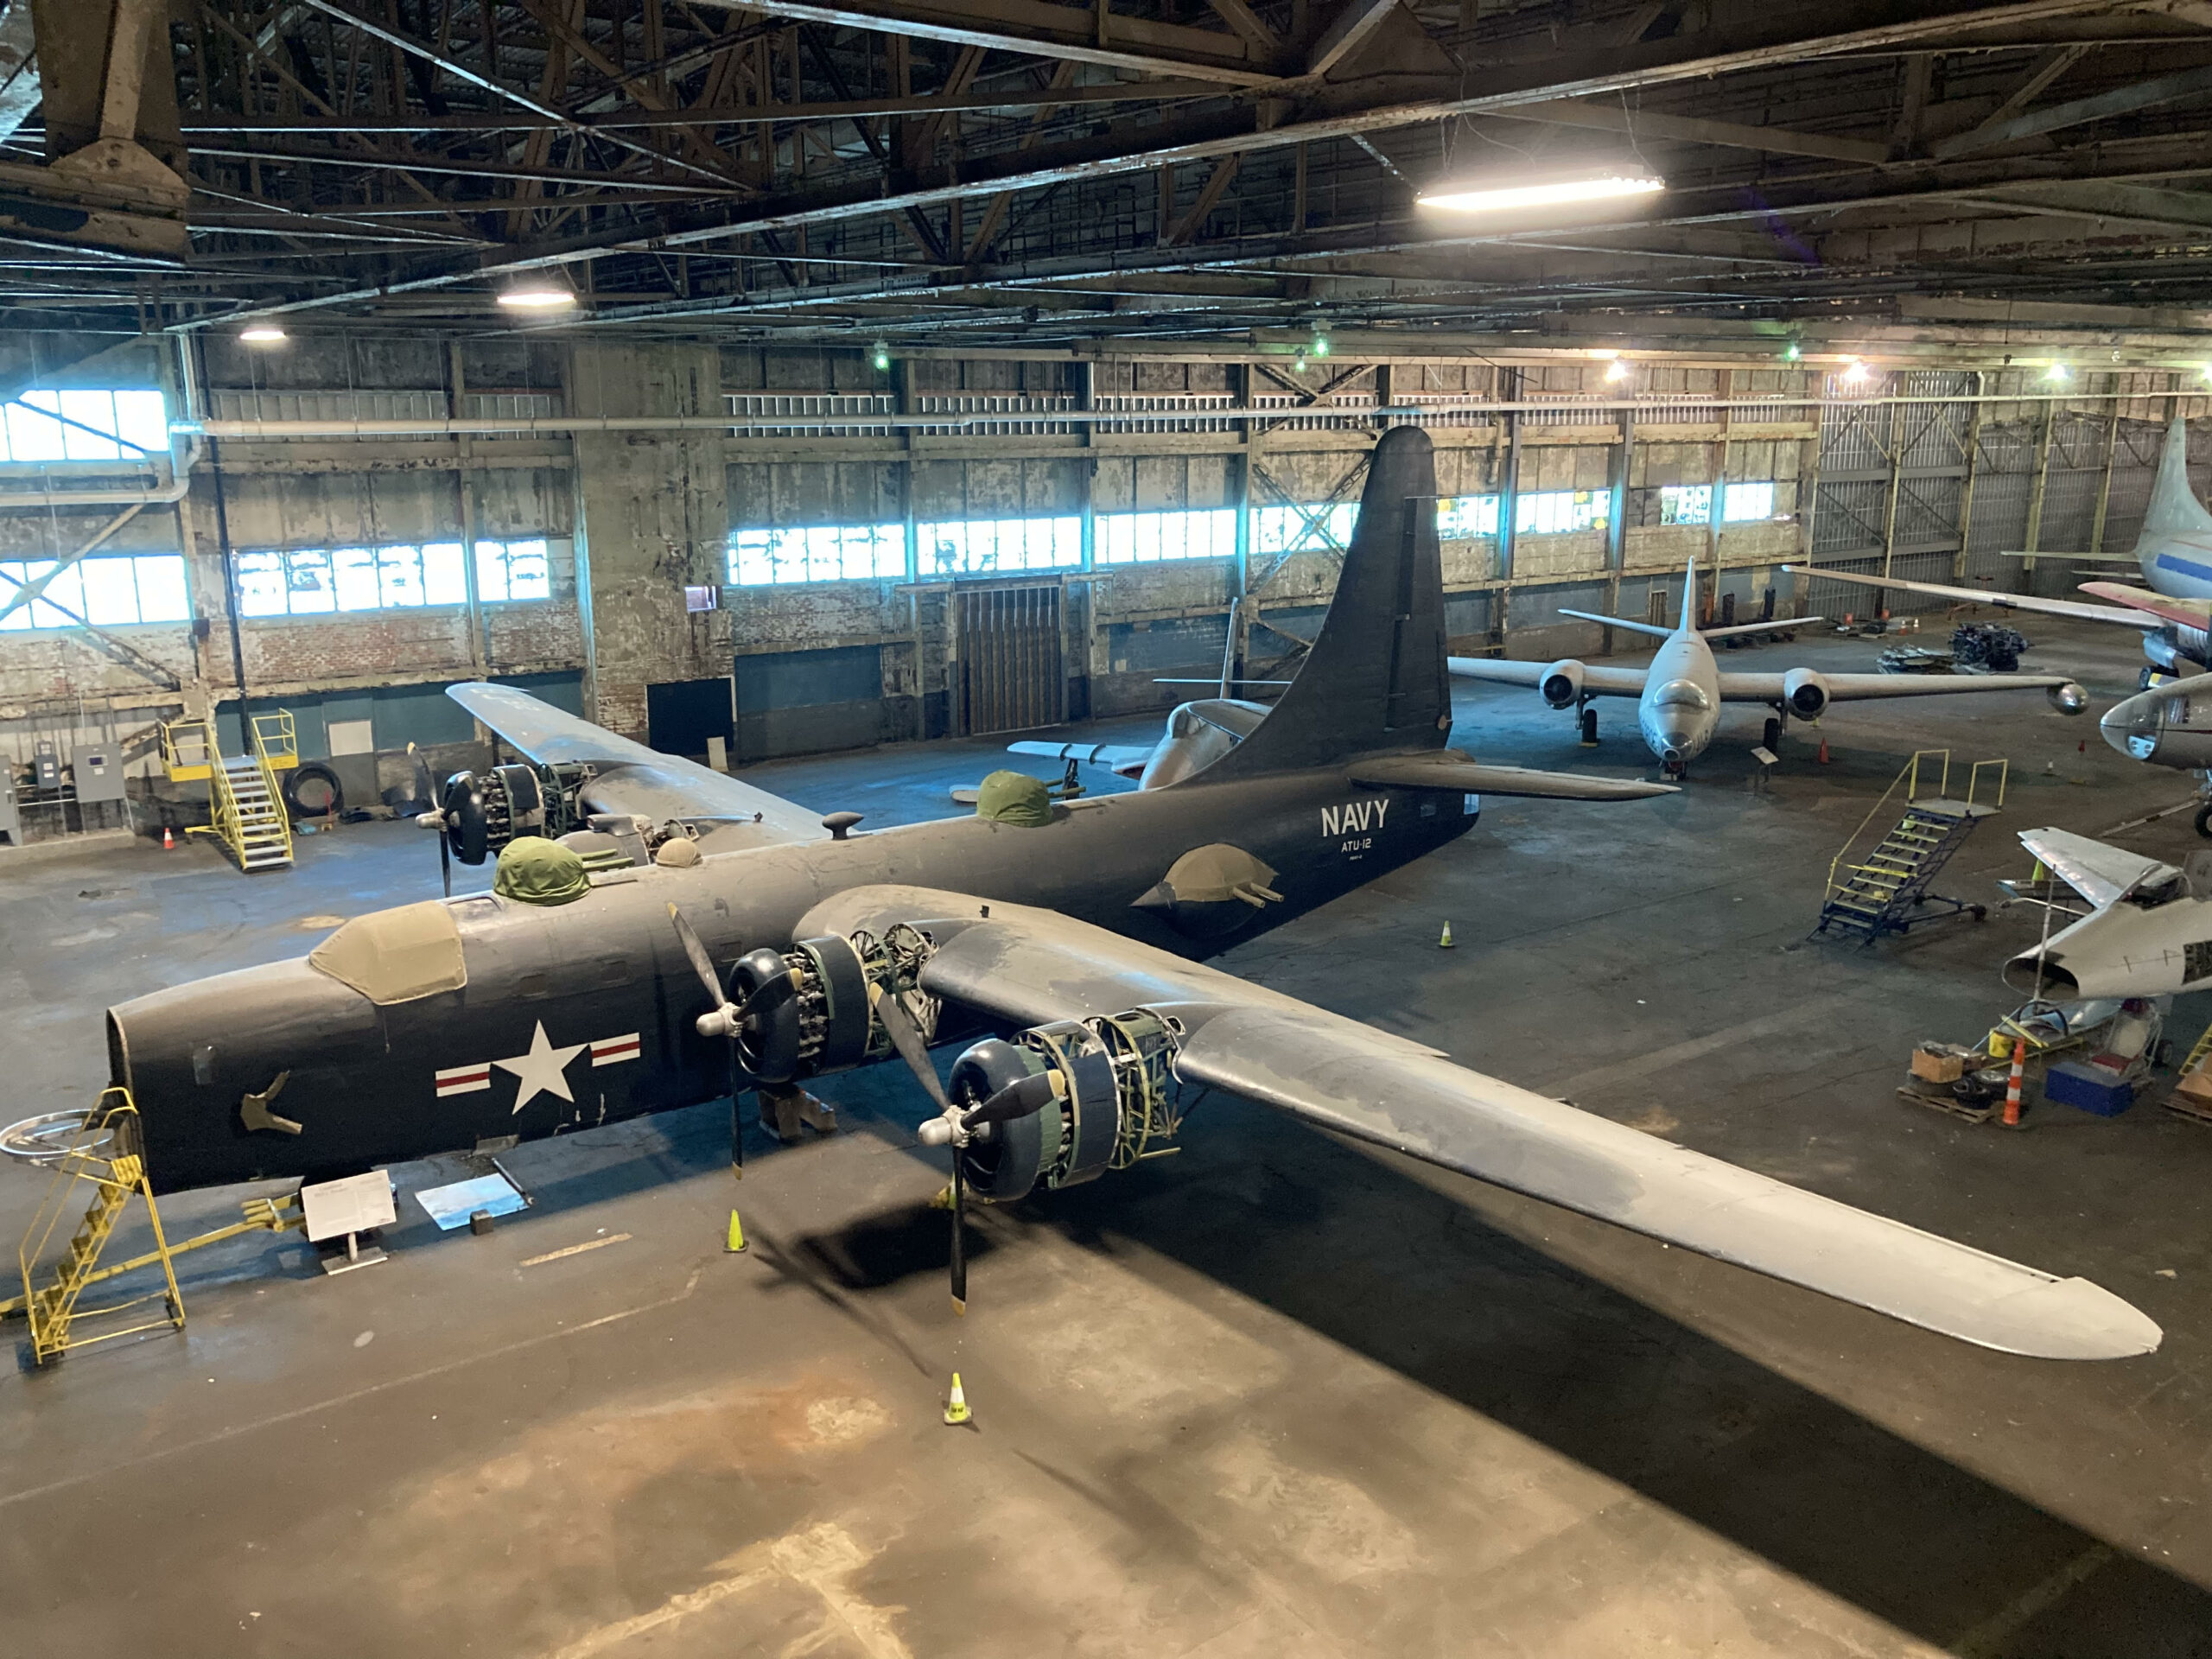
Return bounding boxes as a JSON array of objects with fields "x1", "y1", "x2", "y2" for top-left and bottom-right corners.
[
  {"x1": 30, "y1": 740, "x2": 60, "y2": 791},
  {"x1": 0, "y1": 773, "x2": 17, "y2": 844},
  {"x1": 73, "y1": 750, "x2": 127, "y2": 804}
]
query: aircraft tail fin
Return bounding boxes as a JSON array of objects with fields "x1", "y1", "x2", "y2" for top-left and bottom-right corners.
[
  {"x1": 1204, "y1": 427, "x2": 1448, "y2": 778},
  {"x1": 2140, "y1": 416, "x2": 2212, "y2": 561},
  {"x1": 1681, "y1": 556, "x2": 1699, "y2": 632}
]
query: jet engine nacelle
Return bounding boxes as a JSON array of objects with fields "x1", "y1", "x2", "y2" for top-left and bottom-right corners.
[
  {"x1": 944, "y1": 1010, "x2": 1185, "y2": 1203},
  {"x1": 2101, "y1": 684, "x2": 2212, "y2": 770},
  {"x1": 2048, "y1": 681, "x2": 2088, "y2": 715},
  {"x1": 1783, "y1": 667, "x2": 1829, "y2": 721},
  {"x1": 1539, "y1": 659, "x2": 1586, "y2": 710}
]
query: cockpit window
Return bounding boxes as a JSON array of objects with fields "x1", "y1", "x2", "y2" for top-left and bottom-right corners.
[{"x1": 308, "y1": 901, "x2": 469, "y2": 1004}]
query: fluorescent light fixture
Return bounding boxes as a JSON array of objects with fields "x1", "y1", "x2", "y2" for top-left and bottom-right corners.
[
  {"x1": 239, "y1": 325, "x2": 287, "y2": 345},
  {"x1": 498, "y1": 282, "x2": 576, "y2": 309},
  {"x1": 1416, "y1": 171, "x2": 1664, "y2": 215}
]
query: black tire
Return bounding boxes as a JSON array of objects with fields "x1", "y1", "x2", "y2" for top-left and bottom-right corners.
[
  {"x1": 2195, "y1": 804, "x2": 2212, "y2": 841},
  {"x1": 283, "y1": 762, "x2": 343, "y2": 820},
  {"x1": 1763, "y1": 715, "x2": 1782, "y2": 751},
  {"x1": 1579, "y1": 707, "x2": 1599, "y2": 746}
]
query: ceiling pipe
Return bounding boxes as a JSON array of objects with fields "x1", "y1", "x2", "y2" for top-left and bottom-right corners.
[{"x1": 0, "y1": 442, "x2": 201, "y2": 510}]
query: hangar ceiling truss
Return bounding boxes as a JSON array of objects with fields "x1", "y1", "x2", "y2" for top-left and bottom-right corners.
[{"x1": 6, "y1": 0, "x2": 2212, "y2": 345}]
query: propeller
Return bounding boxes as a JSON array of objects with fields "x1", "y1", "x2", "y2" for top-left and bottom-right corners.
[
  {"x1": 668, "y1": 903, "x2": 745, "y2": 1176},
  {"x1": 408, "y1": 744, "x2": 451, "y2": 897}
]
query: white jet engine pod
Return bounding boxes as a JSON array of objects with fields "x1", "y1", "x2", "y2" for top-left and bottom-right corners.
[
  {"x1": 1783, "y1": 666, "x2": 1830, "y2": 721},
  {"x1": 1539, "y1": 659, "x2": 1587, "y2": 709}
]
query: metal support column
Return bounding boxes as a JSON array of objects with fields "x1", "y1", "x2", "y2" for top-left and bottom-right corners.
[{"x1": 1953, "y1": 371, "x2": 1986, "y2": 583}]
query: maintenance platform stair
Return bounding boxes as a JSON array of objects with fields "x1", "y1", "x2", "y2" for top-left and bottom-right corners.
[
  {"x1": 160, "y1": 710, "x2": 299, "y2": 873},
  {"x1": 1816, "y1": 751, "x2": 2008, "y2": 944}
]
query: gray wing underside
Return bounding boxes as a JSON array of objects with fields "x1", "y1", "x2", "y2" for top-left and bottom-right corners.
[
  {"x1": 1446, "y1": 658, "x2": 1651, "y2": 696},
  {"x1": 1007, "y1": 739, "x2": 1154, "y2": 779},
  {"x1": 1713, "y1": 671, "x2": 2079, "y2": 702},
  {"x1": 1782, "y1": 565, "x2": 2158, "y2": 628},
  {"x1": 444, "y1": 682, "x2": 824, "y2": 849},
  {"x1": 1347, "y1": 752, "x2": 1677, "y2": 801},
  {"x1": 2019, "y1": 827, "x2": 2173, "y2": 908},
  {"x1": 794, "y1": 885, "x2": 2160, "y2": 1362}
]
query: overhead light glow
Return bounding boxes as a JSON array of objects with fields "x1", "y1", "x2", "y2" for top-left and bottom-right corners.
[
  {"x1": 1782, "y1": 341, "x2": 1802, "y2": 362},
  {"x1": 869, "y1": 340, "x2": 892, "y2": 372},
  {"x1": 497, "y1": 282, "x2": 576, "y2": 309},
  {"x1": 1603, "y1": 358, "x2": 1632, "y2": 385},
  {"x1": 1839, "y1": 359, "x2": 1872, "y2": 389},
  {"x1": 2201, "y1": 362, "x2": 2212, "y2": 383},
  {"x1": 2044, "y1": 362, "x2": 2071, "y2": 383},
  {"x1": 239, "y1": 325, "x2": 287, "y2": 345},
  {"x1": 1416, "y1": 172, "x2": 1665, "y2": 215},
  {"x1": 1310, "y1": 327, "x2": 1332, "y2": 359},
  {"x1": 1292, "y1": 351, "x2": 1310, "y2": 372}
]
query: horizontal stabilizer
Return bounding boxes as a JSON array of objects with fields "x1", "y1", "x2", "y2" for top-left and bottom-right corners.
[
  {"x1": 1700, "y1": 614, "x2": 1823, "y2": 639},
  {"x1": 1007, "y1": 739, "x2": 1153, "y2": 779},
  {"x1": 2000, "y1": 550, "x2": 2129, "y2": 562},
  {"x1": 1350, "y1": 751, "x2": 1677, "y2": 800},
  {"x1": 1557, "y1": 607, "x2": 1675, "y2": 639},
  {"x1": 1781, "y1": 564, "x2": 2159, "y2": 629}
]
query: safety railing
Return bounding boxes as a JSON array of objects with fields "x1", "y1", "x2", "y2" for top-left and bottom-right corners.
[{"x1": 1823, "y1": 748, "x2": 1954, "y2": 902}]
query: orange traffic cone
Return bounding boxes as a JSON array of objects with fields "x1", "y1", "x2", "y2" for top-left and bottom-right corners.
[
  {"x1": 2002, "y1": 1045, "x2": 2026, "y2": 1128},
  {"x1": 1816, "y1": 736, "x2": 1830, "y2": 766},
  {"x1": 162, "y1": 824, "x2": 174, "y2": 850}
]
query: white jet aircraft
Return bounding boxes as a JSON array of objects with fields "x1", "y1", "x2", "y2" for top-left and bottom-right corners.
[
  {"x1": 1447, "y1": 558, "x2": 2088, "y2": 777},
  {"x1": 1783, "y1": 415, "x2": 2212, "y2": 690},
  {"x1": 2002, "y1": 826, "x2": 2212, "y2": 1000}
]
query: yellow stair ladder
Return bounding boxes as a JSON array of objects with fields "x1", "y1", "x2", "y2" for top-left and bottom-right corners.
[{"x1": 161, "y1": 710, "x2": 300, "y2": 872}]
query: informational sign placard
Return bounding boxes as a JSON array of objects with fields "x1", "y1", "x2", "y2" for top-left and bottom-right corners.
[{"x1": 301, "y1": 1170, "x2": 397, "y2": 1242}]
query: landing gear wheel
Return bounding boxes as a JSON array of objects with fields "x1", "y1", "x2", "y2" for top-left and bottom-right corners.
[
  {"x1": 1762, "y1": 715, "x2": 1782, "y2": 751},
  {"x1": 1579, "y1": 707, "x2": 1599, "y2": 747},
  {"x1": 2194, "y1": 803, "x2": 2212, "y2": 840}
]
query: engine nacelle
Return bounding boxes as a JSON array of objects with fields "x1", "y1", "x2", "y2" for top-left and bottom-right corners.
[
  {"x1": 1783, "y1": 667, "x2": 1829, "y2": 721},
  {"x1": 944, "y1": 1010, "x2": 1185, "y2": 1203},
  {"x1": 1539, "y1": 659, "x2": 1586, "y2": 710},
  {"x1": 438, "y1": 760, "x2": 592, "y2": 864},
  {"x1": 2048, "y1": 680, "x2": 2088, "y2": 715},
  {"x1": 719, "y1": 924, "x2": 937, "y2": 1085}
]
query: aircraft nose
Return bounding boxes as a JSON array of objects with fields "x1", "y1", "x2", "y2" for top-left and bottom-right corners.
[{"x1": 2100, "y1": 689, "x2": 2165, "y2": 760}]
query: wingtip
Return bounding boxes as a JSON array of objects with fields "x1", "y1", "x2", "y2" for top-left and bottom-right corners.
[{"x1": 1981, "y1": 1277, "x2": 2164, "y2": 1362}]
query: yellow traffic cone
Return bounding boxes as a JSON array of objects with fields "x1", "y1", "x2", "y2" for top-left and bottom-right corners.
[
  {"x1": 943, "y1": 1371, "x2": 971, "y2": 1426},
  {"x1": 1438, "y1": 921, "x2": 1454, "y2": 948},
  {"x1": 725, "y1": 1209, "x2": 747, "y2": 1253}
]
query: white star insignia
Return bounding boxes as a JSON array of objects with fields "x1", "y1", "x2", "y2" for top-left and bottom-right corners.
[{"x1": 494, "y1": 1020, "x2": 587, "y2": 1114}]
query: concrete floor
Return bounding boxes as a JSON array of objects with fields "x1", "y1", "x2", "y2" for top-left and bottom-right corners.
[{"x1": 2, "y1": 617, "x2": 2209, "y2": 1657}]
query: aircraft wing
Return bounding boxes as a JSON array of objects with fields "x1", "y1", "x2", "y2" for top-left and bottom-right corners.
[
  {"x1": 797, "y1": 885, "x2": 2162, "y2": 1361},
  {"x1": 1007, "y1": 739, "x2": 1154, "y2": 779},
  {"x1": 1713, "y1": 671, "x2": 2082, "y2": 702},
  {"x1": 1447, "y1": 658, "x2": 1652, "y2": 696},
  {"x1": 1782, "y1": 564, "x2": 2158, "y2": 629},
  {"x1": 2077, "y1": 582, "x2": 2212, "y2": 630},
  {"x1": 2018, "y1": 827, "x2": 2174, "y2": 908},
  {"x1": 1347, "y1": 751, "x2": 1676, "y2": 801},
  {"x1": 445, "y1": 682, "x2": 825, "y2": 848}
]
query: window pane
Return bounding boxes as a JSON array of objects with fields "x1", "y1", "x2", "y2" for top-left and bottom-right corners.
[
  {"x1": 136, "y1": 555, "x2": 189, "y2": 622},
  {"x1": 236, "y1": 551, "x2": 286, "y2": 616},
  {"x1": 286, "y1": 547, "x2": 335, "y2": 613},
  {"x1": 1659, "y1": 485, "x2": 1711, "y2": 526},
  {"x1": 80, "y1": 557, "x2": 142, "y2": 625},
  {"x1": 332, "y1": 546, "x2": 378, "y2": 610},
  {"x1": 112, "y1": 391, "x2": 168, "y2": 455},
  {"x1": 1725, "y1": 481, "x2": 1776, "y2": 522},
  {"x1": 374, "y1": 543, "x2": 423, "y2": 607},
  {"x1": 0, "y1": 563, "x2": 27, "y2": 629},
  {"x1": 505, "y1": 539, "x2": 550, "y2": 599},
  {"x1": 422, "y1": 542, "x2": 467, "y2": 605},
  {"x1": 30, "y1": 560, "x2": 83, "y2": 626},
  {"x1": 5, "y1": 397, "x2": 66, "y2": 462},
  {"x1": 57, "y1": 391, "x2": 122, "y2": 461}
]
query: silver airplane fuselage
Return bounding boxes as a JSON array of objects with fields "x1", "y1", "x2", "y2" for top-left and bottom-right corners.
[{"x1": 1637, "y1": 626, "x2": 1724, "y2": 770}]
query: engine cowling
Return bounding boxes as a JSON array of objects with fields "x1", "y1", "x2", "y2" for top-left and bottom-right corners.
[
  {"x1": 1539, "y1": 659, "x2": 1586, "y2": 709},
  {"x1": 1783, "y1": 667, "x2": 1829, "y2": 721},
  {"x1": 2047, "y1": 681, "x2": 2088, "y2": 715}
]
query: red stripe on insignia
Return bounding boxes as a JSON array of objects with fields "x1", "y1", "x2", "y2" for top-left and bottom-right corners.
[{"x1": 591, "y1": 1034, "x2": 641, "y2": 1066}]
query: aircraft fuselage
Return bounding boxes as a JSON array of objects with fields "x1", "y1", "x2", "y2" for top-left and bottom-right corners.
[{"x1": 1636, "y1": 629, "x2": 1723, "y2": 770}]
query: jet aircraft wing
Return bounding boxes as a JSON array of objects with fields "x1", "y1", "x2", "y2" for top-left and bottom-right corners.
[
  {"x1": 1007, "y1": 739, "x2": 1154, "y2": 779},
  {"x1": 445, "y1": 682, "x2": 824, "y2": 847},
  {"x1": 1712, "y1": 671, "x2": 2082, "y2": 702},
  {"x1": 798, "y1": 885, "x2": 2161, "y2": 1362},
  {"x1": 1347, "y1": 751, "x2": 1676, "y2": 801},
  {"x1": 2076, "y1": 582, "x2": 2212, "y2": 631},
  {"x1": 1446, "y1": 658, "x2": 1653, "y2": 696},
  {"x1": 1781, "y1": 565, "x2": 2158, "y2": 628},
  {"x1": 2018, "y1": 827, "x2": 2175, "y2": 909}
]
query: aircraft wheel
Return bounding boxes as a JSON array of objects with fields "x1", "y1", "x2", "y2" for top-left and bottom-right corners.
[
  {"x1": 2195, "y1": 804, "x2": 2212, "y2": 841},
  {"x1": 2142, "y1": 665, "x2": 2163, "y2": 692},
  {"x1": 1762, "y1": 716, "x2": 1781, "y2": 751},
  {"x1": 1579, "y1": 707, "x2": 1599, "y2": 747}
]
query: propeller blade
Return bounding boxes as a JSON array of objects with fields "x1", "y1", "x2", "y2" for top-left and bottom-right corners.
[
  {"x1": 731, "y1": 965, "x2": 798, "y2": 1028},
  {"x1": 405, "y1": 741, "x2": 435, "y2": 812},
  {"x1": 868, "y1": 981, "x2": 950, "y2": 1113},
  {"x1": 949, "y1": 1143, "x2": 967, "y2": 1316},
  {"x1": 962, "y1": 1071, "x2": 1058, "y2": 1130},
  {"x1": 665, "y1": 904, "x2": 730, "y2": 1008}
]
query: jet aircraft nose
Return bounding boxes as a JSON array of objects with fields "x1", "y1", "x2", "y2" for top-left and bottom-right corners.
[{"x1": 2100, "y1": 687, "x2": 2168, "y2": 760}]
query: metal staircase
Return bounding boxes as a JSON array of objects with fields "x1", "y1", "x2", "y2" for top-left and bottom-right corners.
[
  {"x1": 161, "y1": 710, "x2": 299, "y2": 873},
  {"x1": 1817, "y1": 751, "x2": 2008, "y2": 943}
]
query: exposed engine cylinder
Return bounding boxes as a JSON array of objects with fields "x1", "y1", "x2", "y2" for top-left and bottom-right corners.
[
  {"x1": 727, "y1": 924, "x2": 936, "y2": 1086},
  {"x1": 1539, "y1": 659, "x2": 1586, "y2": 710},
  {"x1": 1783, "y1": 666, "x2": 1830, "y2": 721},
  {"x1": 440, "y1": 760, "x2": 591, "y2": 864},
  {"x1": 946, "y1": 1010, "x2": 1185, "y2": 1203}
]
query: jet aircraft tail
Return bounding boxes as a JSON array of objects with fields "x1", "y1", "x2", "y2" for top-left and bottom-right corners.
[
  {"x1": 2139, "y1": 415, "x2": 2212, "y2": 571},
  {"x1": 1203, "y1": 426, "x2": 1450, "y2": 779}
]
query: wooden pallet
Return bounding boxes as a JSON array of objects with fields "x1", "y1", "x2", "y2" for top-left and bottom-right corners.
[
  {"x1": 2162, "y1": 1088, "x2": 2212, "y2": 1128},
  {"x1": 1897, "y1": 1077, "x2": 1997, "y2": 1124}
]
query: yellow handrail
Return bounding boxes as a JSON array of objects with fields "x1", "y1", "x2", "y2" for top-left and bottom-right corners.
[
  {"x1": 250, "y1": 710, "x2": 299, "y2": 771},
  {"x1": 1823, "y1": 749, "x2": 1953, "y2": 901},
  {"x1": 158, "y1": 717, "x2": 214, "y2": 782},
  {"x1": 1967, "y1": 758, "x2": 2009, "y2": 810}
]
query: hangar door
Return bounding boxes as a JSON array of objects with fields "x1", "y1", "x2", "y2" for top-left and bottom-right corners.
[{"x1": 957, "y1": 582, "x2": 1065, "y2": 735}]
